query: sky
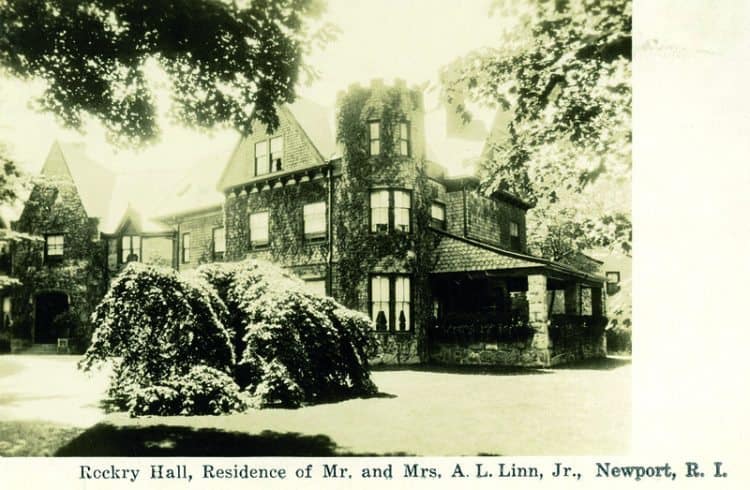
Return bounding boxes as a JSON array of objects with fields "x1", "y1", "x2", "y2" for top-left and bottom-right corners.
[{"x1": 0, "y1": 0, "x2": 501, "y2": 176}]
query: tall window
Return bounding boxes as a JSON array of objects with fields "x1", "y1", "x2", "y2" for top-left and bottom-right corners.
[
  {"x1": 369, "y1": 121, "x2": 380, "y2": 155},
  {"x1": 370, "y1": 276, "x2": 390, "y2": 331},
  {"x1": 213, "y1": 227, "x2": 225, "y2": 261},
  {"x1": 45, "y1": 234, "x2": 64, "y2": 261},
  {"x1": 370, "y1": 275, "x2": 411, "y2": 332},
  {"x1": 431, "y1": 202, "x2": 446, "y2": 230},
  {"x1": 399, "y1": 121, "x2": 410, "y2": 156},
  {"x1": 255, "y1": 141, "x2": 269, "y2": 175},
  {"x1": 394, "y1": 276, "x2": 411, "y2": 331},
  {"x1": 303, "y1": 202, "x2": 326, "y2": 239},
  {"x1": 370, "y1": 189, "x2": 412, "y2": 233},
  {"x1": 370, "y1": 190, "x2": 390, "y2": 232},
  {"x1": 270, "y1": 136, "x2": 283, "y2": 172},
  {"x1": 121, "y1": 235, "x2": 141, "y2": 263},
  {"x1": 255, "y1": 136, "x2": 284, "y2": 175},
  {"x1": 249, "y1": 211, "x2": 270, "y2": 247},
  {"x1": 182, "y1": 233, "x2": 191, "y2": 263},
  {"x1": 510, "y1": 221, "x2": 521, "y2": 250},
  {"x1": 393, "y1": 190, "x2": 411, "y2": 232}
]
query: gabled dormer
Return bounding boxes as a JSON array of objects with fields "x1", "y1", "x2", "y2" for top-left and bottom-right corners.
[{"x1": 217, "y1": 99, "x2": 337, "y2": 193}]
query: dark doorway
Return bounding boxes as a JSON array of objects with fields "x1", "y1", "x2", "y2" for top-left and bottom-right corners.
[{"x1": 35, "y1": 292, "x2": 69, "y2": 344}]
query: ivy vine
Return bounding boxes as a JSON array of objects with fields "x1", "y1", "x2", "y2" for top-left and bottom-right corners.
[{"x1": 334, "y1": 84, "x2": 440, "y2": 356}]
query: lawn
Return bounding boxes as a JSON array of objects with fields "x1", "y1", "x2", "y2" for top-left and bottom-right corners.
[{"x1": 0, "y1": 355, "x2": 630, "y2": 456}]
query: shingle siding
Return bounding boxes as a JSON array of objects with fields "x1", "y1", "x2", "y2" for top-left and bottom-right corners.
[{"x1": 176, "y1": 209, "x2": 224, "y2": 270}]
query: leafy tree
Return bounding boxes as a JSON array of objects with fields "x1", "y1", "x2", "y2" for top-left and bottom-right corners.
[
  {"x1": 0, "y1": 0, "x2": 334, "y2": 146},
  {"x1": 441, "y1": 0, "x2": 631, "y2": 257}
]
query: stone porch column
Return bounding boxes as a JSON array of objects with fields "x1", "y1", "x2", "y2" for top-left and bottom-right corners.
[{"x1": 527, "y1": 274, "x2": 551, "y2": 367}]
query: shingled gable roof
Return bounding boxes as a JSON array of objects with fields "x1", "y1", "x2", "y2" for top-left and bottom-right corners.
[
  {"x1": 431, "y1": 230, "x2": 606, "y2": 283},
  {"x1": 43, "y1": 141, "x2": 117, "y2": 219},
  {"x1": 217, "y1": 98, "x2": 337, "y2": 192}
]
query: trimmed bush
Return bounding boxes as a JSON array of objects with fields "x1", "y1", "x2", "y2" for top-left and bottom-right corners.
[
  {"x1": 81, "y1": 263, "x2": 238, "y2": 415},
  {"x1": 127, "y1": 366, "x2": 247, "y2": 416},
  {"x1": 195, "y1": 259, "x2": 378, "y2": 407}
]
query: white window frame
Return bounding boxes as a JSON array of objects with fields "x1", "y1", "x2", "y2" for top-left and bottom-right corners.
[
  {"x1": 45, "y1": 234, "x2": 64, "y2": 257},
  {"x1": 370, "y1": 275, "x2": 412, "y2": 333},
  {"x1": 370, "y1": 190, "x2": 390, "y2": 233},
  {"x1": 249, "y1": 211, "x2": 270, "y2": 247},
  {"x1": 303, "y1": 202, "x2": 327, "y2": 239}
]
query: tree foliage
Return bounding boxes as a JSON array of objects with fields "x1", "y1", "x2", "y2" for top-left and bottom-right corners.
[
  {"x1": 0, "y1": 0, "x2": 334, "y2": 145},
  {"x1": 441, "y1": 0, "x2": 631, "y2": 257}
]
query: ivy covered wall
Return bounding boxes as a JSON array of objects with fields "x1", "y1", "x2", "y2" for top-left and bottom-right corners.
[
  {"x1": 10, "y1": 178, "x2": 107, "y2": 351},
  {"x1": 334, "y1": 82, "x2": 440, "y2": 363}
]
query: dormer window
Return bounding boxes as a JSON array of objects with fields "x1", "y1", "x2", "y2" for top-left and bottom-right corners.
[
  {"x1": 254, "y1": 136, "x2": 284, "y2": 175},
  {"x1": 369, "y1": 121, "x2": 380, "y2": 155},
  {"x1": 399, "y1": 121, "x2": 410, "y2": 156},
  {"x1": 270, "y1": 136, "x2": 283, "y2": 172},
  {"x1": 255, "y1": 141, "x2": 268, "y2": 175}
]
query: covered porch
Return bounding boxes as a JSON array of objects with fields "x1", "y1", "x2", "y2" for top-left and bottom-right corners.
[{"x1": 428, "y1": 234, "x2": 607, "y2": 367}]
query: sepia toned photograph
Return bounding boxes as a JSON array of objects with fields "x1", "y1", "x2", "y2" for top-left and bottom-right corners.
[{"x1": 0, "y1": 0, "x2": 631, "y2": 457}]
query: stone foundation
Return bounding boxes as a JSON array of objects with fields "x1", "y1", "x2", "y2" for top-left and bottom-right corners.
[
  {"x1": 549, "y1": 333, "x2": 607, "y2": 366},
  {"x1": 429, "y1": 340, "x2": 550, "y2": 367},
  {"x1": 368, "y1": 333, "x2": 420, "y2": 365}
]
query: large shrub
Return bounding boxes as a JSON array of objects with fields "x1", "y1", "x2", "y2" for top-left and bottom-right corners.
[
  {"x1": 81, "y1": 263, "x2": 241, "y2": 415},
  {"x1": 195, "y1": 259, "x2": 377, "y2": 407}
]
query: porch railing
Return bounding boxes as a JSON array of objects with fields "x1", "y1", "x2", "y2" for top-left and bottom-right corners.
[
  {"x1": 548, "y1": 314, "x2": 607, "y2": 344},
  {"x1": 429, "y1": 312, "x2": 534, "y2": 344}
]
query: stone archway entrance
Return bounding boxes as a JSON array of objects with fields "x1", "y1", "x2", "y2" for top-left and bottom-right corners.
[{"x1": 34, "y1": 292, "x2": 69, "y2": 344}]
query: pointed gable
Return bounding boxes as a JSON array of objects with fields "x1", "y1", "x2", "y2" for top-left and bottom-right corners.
[
  {"x1": 217, "y1": 99, "x2": 337, "y2": 192},
  {"x1": 42, "y1": 141, "x2": 117, "y2": 219}
]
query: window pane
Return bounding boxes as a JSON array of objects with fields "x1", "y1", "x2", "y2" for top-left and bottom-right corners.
[
  {"x1": 132, "y1": 236, "x2": 140, "y2": 250},
  {"x1": 393, "y1": 190, "x2": 410, "y2": 208},
  {"x1": 370, "y1": 276, "x2": 389, "y2": 331},
  {"x1": 214, "y1": 228, "x2": 226, "y2": 253},
  {"x1": 395, "y1": 276, "x2": 411, "y2": 331},
  {"x1": 399, "y1": 122, "x2": 409, "y2": 156},
  {"x1": 370, "y1": 190, "x2": 389, "y2": 232},
  {"x1": 369, "y1": 121, "x2": 380, "y2": 156},
  {"x1": 431, "y1": 203, "x2": 445, "y2": 221},
  {"x1": 255, "y1": 141, "x2": 268, "y2": 175},
  {"x1": 182, "y1": 233, "x2": 190, "y2": 262},
  {"x1": 250, "y1": 212, "x2": 269, "y2": 244},
  {"x1": 303, "y1": 202, "x2": 326, "y2": 236},
  {"x1": 270, "y1": 136, "x2": 283, "y2": 171},
  {"x1": 510, "y1": 221, "x2": 519, "y2": 237},
  {"x1": 47, "y1": 235, "x2": 64, "y2": 256},
  {"x1": 394, "y1": 191, "x2": 411, "y2": 232}
]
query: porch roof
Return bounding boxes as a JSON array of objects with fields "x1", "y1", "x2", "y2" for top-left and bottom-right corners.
[{"x1": 431, "y1": 231, "x2": 607, "y2": 285}]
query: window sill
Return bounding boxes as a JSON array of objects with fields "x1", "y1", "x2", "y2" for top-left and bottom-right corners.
[
  {"x1": 249, "y1": 243, "x2": 270, "y2": 250},
  {"x1": 304, "y1": 234, "x2": 327, "y2": 243}
]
